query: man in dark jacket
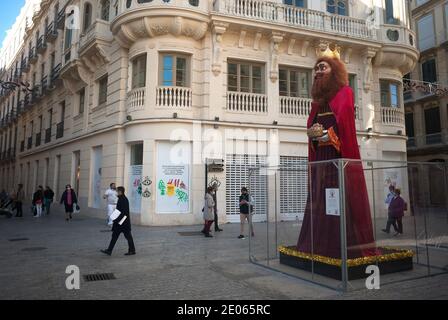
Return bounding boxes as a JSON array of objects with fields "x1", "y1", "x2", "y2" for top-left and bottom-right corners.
[
  {"x1": 101, "y1": 186, "x2": 136, "y2": 256},
  {"x1": 382, "y1": 188, "x2": 406, "y2": 236},
  {"x1": 43, "y1": 186, "x2": 55, "y2": 215}
]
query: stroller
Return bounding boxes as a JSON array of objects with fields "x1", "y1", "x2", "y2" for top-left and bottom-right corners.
[{"x1": 0, "y1": 196, "x2": 14, "y2": 218}]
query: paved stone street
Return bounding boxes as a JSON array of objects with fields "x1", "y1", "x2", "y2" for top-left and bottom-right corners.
[{"x1": 0, "y1": 205, "x2": 447, "y2": 300}]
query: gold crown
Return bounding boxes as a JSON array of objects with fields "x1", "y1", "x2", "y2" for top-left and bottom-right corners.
[{"x1": 316, "y1": 43, "x2": 341, "y2": 60}]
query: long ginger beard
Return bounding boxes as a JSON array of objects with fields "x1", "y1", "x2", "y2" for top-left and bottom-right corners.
[{"x1": 311, "y1": 72, "x2": 342, "y2": 108}]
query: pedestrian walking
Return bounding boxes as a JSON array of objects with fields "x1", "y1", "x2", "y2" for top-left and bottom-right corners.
[
  {"x1": 32, "y1": 186, "x2": 44, "y2": 217},
  {"x1": 101, "y1": 187, "x2": 136, "y2": 256},
  {"x1": 14, "y1": 184, "x2": 25, "y2": 217},
  {"x1": 212, "y1": 184, "x2": 223, "y2": 232},
  {"x1": 60, "y1": 184, "x2": 78, "y2": 222},
  {"x1": 238, "y1": 187, "x2": 255, "y2": 239},
  {"x1": 385, "y1": 185, "x2": 396, "y2": 206},
  {"x1": 201, "y1": 186, "x2": 215, "y2": 238},
  {"x1": 103, "y1": 183, "x2": 118, "y2": 227},
  {"x1": 43, "y1": 186, "x2": 55, "y2": 215},
  {"x1": 382, "y1": 188, "x2": 406, "y2": 236}
]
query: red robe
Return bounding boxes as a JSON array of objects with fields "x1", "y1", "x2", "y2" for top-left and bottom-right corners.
[{"x1": 298, "y1": 86, "x2": 377, "y2": 258}]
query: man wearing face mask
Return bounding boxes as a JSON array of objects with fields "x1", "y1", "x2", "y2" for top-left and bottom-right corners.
[{"x1": 296, "y1": 49, "x2": 377, "y2": 260}]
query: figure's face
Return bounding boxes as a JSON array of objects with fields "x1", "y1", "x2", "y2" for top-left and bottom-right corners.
[
  {"x1": 314, "y1": 61, "x2": 332, "y2": 78},
  {"x1": 117, "y1": 190, "x2": 123, "y2": 196},
  {"x1": 111, "y1": 184, "x2": 116, "y2": 190}
]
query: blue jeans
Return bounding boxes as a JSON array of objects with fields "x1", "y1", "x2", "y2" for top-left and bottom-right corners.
[{"x1": 44, "y1": 199, "x2": 52, "y2": 215}]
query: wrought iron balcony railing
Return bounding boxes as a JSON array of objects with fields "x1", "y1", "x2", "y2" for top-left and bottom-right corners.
[
  {"x1": 45, "y1": 127, "x2": 51, "y2": 143},
  {"x1": 37, "y1": 35, "x2": 47, "y2": 54},
  {"x1": 56, "y1": 121, "x2": 64, "y2": 139},
  {"x1": 35, "y1": 132, "x2": 42, "y2": 147},
  {"x1": 45, "y1": 22, "x2": 58, "y2": 43}
]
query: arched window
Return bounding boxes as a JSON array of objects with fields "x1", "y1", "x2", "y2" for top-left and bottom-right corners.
[
  {"x1": 83, "y1": 2, "x2": 93, "y2": 32},
  {"x1": 100, "y1": 0, "x2": 110, "y2": 21},
  {"x1": 327, "y1": 0, "x2": 347, "y2": 16}
]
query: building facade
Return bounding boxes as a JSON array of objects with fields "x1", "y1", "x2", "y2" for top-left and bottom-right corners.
[
  {"x1": 0, "y1": 0, "x2": 418, "y2": 225},
  {"x1": 404, "y1": 0, "x2": 448, "y2": 207}
]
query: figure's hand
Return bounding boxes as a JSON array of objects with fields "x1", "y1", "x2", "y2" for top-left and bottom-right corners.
[
  {"x1": 316, "y1": 133, "x2": 330, "y2": 142},
  {"x1": 307, "y1": 123, "x2": 324, "y2": 138}
]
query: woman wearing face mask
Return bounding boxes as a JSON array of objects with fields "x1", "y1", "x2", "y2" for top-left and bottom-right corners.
[{"x1": 60, "y1": 184, "x2": 78, "y2": 222}]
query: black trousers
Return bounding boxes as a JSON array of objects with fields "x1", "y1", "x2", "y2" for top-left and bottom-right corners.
[
  {"x1": 15, "y1": 201, "x2": 23, "y2": 217},
  {"x1": 214, "y1": 210, "x2": 220, "y2": 230},
  {"x1": 107, "y1": 229, "x2": 136, "y2": 253},
  {"x1": 385, "y1": 217, "x2": 403, "y2": 234}
]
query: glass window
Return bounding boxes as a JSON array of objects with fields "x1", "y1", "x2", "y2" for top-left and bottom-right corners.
[
  {"x1": 385, "y1": 0, "x2": 399, "y2": 25},
  {"x1": 83, "y1": 3, "x2": 93, "y2": 32},
  {"x1": 101, "y1": 0, "x2": 111, "y2": 21},
  {"x1": 417, "y1": 14, "x2": 435, "y2": 51},
  {"x1": 421, "y1": 59, "x2": 437, "y2": 83},
  {"x1": 416, "y1": 0, "x2": 429, "y2": 6},
  {"x1": 390, "y1": 83, "x2": 398, "y2": 107},
  {"x1": 227, "y1": 61, "x2": 265, "y2": 94},
  {"x1": 60, "y1": 101, "x2": 65, "y2": 122},
  {"x1": 380, "y1": 80, "x2": 400, "y2": 108},
  {"x1": 130, "y1": 143, "x2": 143, "y2": 165},
  {"x1": 98, "y1": 76, "x2": 108, "y2": 105},
  {"x1": 424, "y1": 107, "x2": 441, "y2": 134},
  {"x1": 64, "y1": 28, "x2": 72, "y2": 51},
  {"x1": 283, "y1": 0, "x2": 305, "y2": 7},
  {"x1": 279, "y1": 67, "x2": 310, "y2": 98},
  {"x1": 160, "y1": 54, "x2": 189, "y2": 87},
  {"x1": 79, "y1": 88, "x2": 85, "y2": 114},
  {"x1": 132, "y1": 54, "x2": 147, "y2": 89},
  {"x1": 348, "y1": 74, "x2": 357, "y2": 100},
  {"x1": 405, "y1": 113, "x2": 414, "y2": 137},
  {"x1": 327, "y1": 0, "x2": 347, "y2": 16}
]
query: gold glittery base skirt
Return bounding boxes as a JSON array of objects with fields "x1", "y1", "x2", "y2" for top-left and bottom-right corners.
[{"x1": 278, "y1": 245, "x2": 414, "y2": 280}]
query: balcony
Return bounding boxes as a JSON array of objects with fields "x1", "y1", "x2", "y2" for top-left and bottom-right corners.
[
  {"x1": 21, "y1": 58, "x2": 30, "y2": 73},
  {"x1": 49, "y1": 63, "x2": 62, "y2": 90},
  {"x1": 41, "y1": 76, "x2": 48, "y2": 96},
  {"x1": 425, "y1": 133, "x2": 442, "y2": 145},
  {"x1": 27, "y1": 136, "x2": 32, "y2": 149},
  {"x1": 127, "y1": 87, "x2": 145, "y2": 111},
  {"x1": 56, "y1": 9, "x2": 65, "y2": 30},
  {"x1": 227, "y1": 91, "x2": 268, "y2": 114},
  {"x1": 214, "y1": 0, "x2": 376, "y2": 40},
  {"x1": 156, "y1": 87, "x2": 192, "y2": 108},
  {"x1": 35, "y1": 132, "x2": 42, "y2": 147},
  {"x1": 36, "y1": 35, "x2": 47, "y2": 54},
  {"x1": 279, "y1": 96, "x2": 311, "y2": 118},
  {"x1": 45, "y1": 127, "x2": 51, "y2": 143},
  {"x1": 79, "y1": 20, "x2": 113, "y2": 53},
  {"x1": 45, "y1": 22, "x2": 58, "y2": 43},
  {"x1": 381, "y1": 106, "x2": 404, "y2": 126},
  {"x1": 56, "y1": 122, "x2": 64, "y2": 139},
  {"x1": 20, "y1": 140, "x2": 25, "y2": 152},
  {"x1": 29, "y1": 48, "x2": 38, "y2": 64},
  {"x1": 403, "y1": 79, "x2": 448, "y2": 103}
]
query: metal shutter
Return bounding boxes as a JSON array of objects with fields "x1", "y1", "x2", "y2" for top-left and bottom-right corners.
[
  {"x1": 279, "y1": 156, "x2": 308, "y2": 221},
  {"x1": 225, "y1": 154, "x2": 268, "y2": 223}
]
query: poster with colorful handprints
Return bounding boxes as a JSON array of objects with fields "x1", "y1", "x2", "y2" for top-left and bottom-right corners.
[
  {"x1": 156, "y1": 142, "x2": 191, "y2": 213},
  {"x1": 129, "y1": 165, "x2": 143, "y2": 213}
]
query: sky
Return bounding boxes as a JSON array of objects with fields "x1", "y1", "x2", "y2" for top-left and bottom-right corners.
[{"x1": 0, "y1": 0, "x2": 26, "y2": 46}]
